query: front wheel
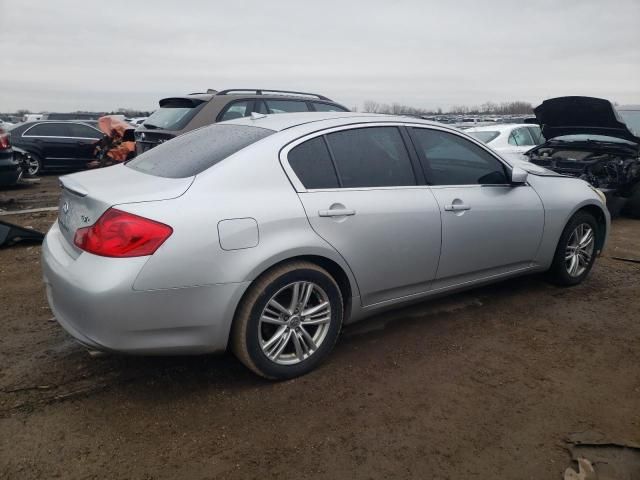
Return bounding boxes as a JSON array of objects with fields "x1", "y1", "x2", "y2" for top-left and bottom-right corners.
[
  {"x1": 547, "y1": 212, "x2": 598, "y2": 286},
  {"x1": 231, "y1": 261, "x2": 343, "y2": 380}
]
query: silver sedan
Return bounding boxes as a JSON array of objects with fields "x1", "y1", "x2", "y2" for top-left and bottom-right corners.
[{"x1": 42, "y1": 112, "x2": 610, "y2": 379}]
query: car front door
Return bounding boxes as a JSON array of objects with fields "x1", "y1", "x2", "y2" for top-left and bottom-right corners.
[
  {"x1": 282, "y1": 125, "x2": 442, "y2": 307},
  {"x1": 22, "y1": 122, "x2": 74, "y2": 168},
  {"x1": 409, "y1": 126, "x2": 544, "y2": 288}
]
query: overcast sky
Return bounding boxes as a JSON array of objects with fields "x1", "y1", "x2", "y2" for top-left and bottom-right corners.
[{"x1": 1, "y1": 0, "x2": 638, "y2": 113}]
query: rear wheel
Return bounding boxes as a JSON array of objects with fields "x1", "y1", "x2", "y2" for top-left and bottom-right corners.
[
  {"x1": 232, "y1": 261, "x2": 343, "y2": 380},
  {"x1": 547, "y1": 212, "x2": 598, "y2": 286},
  {"x1": 17, "y1": 151, "x2": 41, "y2": 177}
]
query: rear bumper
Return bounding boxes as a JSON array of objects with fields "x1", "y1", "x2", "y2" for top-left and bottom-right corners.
[
  {"x1": 42, "y1": 221, "x2": 249, "y2": 355},
  {"x1": 0, "y1": 154, "x2": 20, "y2": 186}
]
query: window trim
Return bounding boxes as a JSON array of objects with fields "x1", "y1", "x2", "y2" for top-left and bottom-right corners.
[
  {"x1": 22, "y1": 122, "x2": 103, "y2": 140},
  {"x1": 407, "y1": 125, "x2": 514, "y2": 187},
  {"x1": 280, "y1": 122, "x2": 430, "y2": 192}
]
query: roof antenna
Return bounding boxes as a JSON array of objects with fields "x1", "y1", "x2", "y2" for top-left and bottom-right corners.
[{"x1": 250, "y1": 112, "x2": 267, "y2": 120}]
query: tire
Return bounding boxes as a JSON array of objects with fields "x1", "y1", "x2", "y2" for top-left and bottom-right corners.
[
  {"x1": 20, "y1": 151, "x2": 42, "y2": 177},
  {"x1": 624, "y1": 183, "x2": 640, "y2": 219},
  {"x1": 231, "y1": 261, "x2": 343, "y2": 380},
  {"x1": 547, "y1": 211, "x2": 599, "y2": 286}
]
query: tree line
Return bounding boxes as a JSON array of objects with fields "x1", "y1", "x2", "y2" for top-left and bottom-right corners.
[{"x1": 361, "y1": 100, "x2": 534, "y2": 116}]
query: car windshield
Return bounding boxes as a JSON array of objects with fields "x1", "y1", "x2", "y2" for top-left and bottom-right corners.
[
  {"x1": 143, "y1": 102, "x2": 205, "y2": 131},
  {"x1": 618, "y1": 110, "x2": 640, "y2": 137},
  {"x1": 467, "y1": 131, "x2": 500, "y2": 144},
  {"x1": 127, "y1": 124, "x2": 275, "y2": 178}
]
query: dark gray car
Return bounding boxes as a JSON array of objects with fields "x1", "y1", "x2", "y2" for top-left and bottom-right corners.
[{"x1": 135, "y1": 88, "x2": 349, "y2": 154}]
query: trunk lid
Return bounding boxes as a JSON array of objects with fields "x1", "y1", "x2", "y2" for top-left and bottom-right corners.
[
  {"x1": 57, "y1": 164, "x2": 193, "y2": 247},
  {"x1": 534, "y1": 96, "x2": 640, "y2": 144}
]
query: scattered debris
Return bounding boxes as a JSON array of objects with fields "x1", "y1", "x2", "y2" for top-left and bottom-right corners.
[
  {"x1": 611, "y1": 256, "x2": 640, "y2": 265},
  {"x1": 566, "y1": 431, "x2": 640, "y2": 480},
  {"x1": 564, "y1": 458, "x2": 597, "y2": 480},
  {"x1": 0, "y1": 206, "x2": 58, "y2": 216},
  {"x1": 0, "y1": 220, "x2": 45, "y2": 247}
]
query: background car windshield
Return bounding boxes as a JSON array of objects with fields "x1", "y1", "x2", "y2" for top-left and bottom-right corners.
[
  {"x1": 144, "y1": 103, "x2": 205, "y2": 130},
  {"x1": 127, "y1": 124, "x2": 274, "y2": 178},
  {"x1": 618, "y1": 110, "x2": 640, "y2": 137},
  {"x1": 467, "y1": 131, "x2": 500, "y2": 143}
]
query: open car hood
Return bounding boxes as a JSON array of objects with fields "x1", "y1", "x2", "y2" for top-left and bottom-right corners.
[{"x1": 534, "y1": 96, "x2": 640, "y2": 144}]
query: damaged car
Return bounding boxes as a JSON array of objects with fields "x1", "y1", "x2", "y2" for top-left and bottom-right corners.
[
  {"x1": 527, "y1": 96, "x2": 640, "y2": 217},
  {"x1": 43, "y1": 112, "x2": 609, "y2": 379}
]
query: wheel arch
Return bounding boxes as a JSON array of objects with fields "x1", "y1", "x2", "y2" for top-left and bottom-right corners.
[
  {"x1": 572, "y1": 203, "x2": 608, "y2": 252},
  {"x1": 240, "y1": 252, "x2": 359, "y2": 322}
]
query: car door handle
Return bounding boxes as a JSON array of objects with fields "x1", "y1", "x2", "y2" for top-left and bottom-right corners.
[
  {"x1": 444, "y1": 204, "x2": 471, "y2": 212},
  {"x1": 318, "y1": 209, "x2": 356, "y2": 217}
]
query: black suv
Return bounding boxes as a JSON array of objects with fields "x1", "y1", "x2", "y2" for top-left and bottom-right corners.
[
  {"x1": 9, "y1": 120, "x2": 104, "y2": 174},
  {"x1": 135, "y1": 88, "x2": 348, "y2": 154}
]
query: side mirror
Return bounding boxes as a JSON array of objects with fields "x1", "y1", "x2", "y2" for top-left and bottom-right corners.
[{"x1": 511, "y1": 167, "x2": 528, "y2": 185}]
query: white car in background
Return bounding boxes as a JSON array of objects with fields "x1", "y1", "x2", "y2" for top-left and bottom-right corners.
[{"x1": 466, "y1": 124, "x2": 544, "y2": 161}]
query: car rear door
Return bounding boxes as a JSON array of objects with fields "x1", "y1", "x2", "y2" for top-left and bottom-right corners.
[
  {"x1": 66, "y1": 123, "x2": 103, "y2": 165},
  {"x1": 282, "y1": 124, "x2": 442, "y2": 307},
  {"x1": 409, "y1": 126, "x2": 544, "y2": 287}
]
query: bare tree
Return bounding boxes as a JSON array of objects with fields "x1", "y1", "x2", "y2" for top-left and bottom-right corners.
[{"x1": 362, "y1": 100, "x2": 383, "y2": 113}]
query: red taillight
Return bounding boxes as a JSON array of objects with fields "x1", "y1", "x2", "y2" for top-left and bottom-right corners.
[
  {"x1": 0, "y1": 129, "x2": 10, "y2": 150},
  {"x1": 74, "y1": 208, "x2": 173, "y2": 257}
]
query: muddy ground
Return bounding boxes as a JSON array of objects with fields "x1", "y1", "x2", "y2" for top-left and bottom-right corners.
[{"x1": 1, "y1": 177, "x2": 639, "y2": 479}]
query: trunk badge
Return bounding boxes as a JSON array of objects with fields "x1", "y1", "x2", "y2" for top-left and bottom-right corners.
[{"x1": 62, "y1": 201, "x2": 70, "y2": 214}]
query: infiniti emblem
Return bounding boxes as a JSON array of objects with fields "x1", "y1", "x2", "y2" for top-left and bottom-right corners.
[{"x1": 62, "y1": 201, "x2": 69, "y2": 214}]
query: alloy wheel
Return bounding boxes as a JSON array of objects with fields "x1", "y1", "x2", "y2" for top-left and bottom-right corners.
[
  {"x1": 258, "y1": 281, "x2": 332, "y2": 365},
  {"x1": 26, "y1": 157, "x2": 40, "y2": 176},
  {"x1": 565, "y1": 223, "x2": 595, "y2": 277}
]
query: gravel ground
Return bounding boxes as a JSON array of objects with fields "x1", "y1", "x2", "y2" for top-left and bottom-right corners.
[{"x1": 1, "y1": 178, "x2": 639, "y2": 479}]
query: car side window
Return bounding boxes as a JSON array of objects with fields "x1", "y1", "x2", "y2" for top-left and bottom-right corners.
[
  {"x1": 219, "y1": 100, "x2": 253, "y2": 122},
  {"x1": 411, "y1": 128, "x2": 508, "y2": 185},
  {"x1": 311, "y1": 102, "x2": 348, "y2": 112},
  {"x1": 24, "y1": 123, "x2": 71, "y2": 137},
  {"x1": 326, "y1": 127, "x2": 416, "y2": 188},
  {"x1": 67, "y1": 123, "x2": 102, "y2": 139},
  {"x1": 264, "y1": 100, "x2": 309, "y2": 114},
  {"x1": 527, "y1": 126, "x2": 544, "y2": 144},
  {"x1": 508, "y1": 127, "x2": 535, "y2": 146},
  {"x1": 288, "y1": 137, "x2": 339, "y2": 189}
]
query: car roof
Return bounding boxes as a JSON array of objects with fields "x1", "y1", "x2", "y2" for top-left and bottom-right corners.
[
  {"x1": 222, "y1": 112, "x2": 448, "y2": 132},
  {"x1": 466, "y1": 123, "x2": 537, "y2": 133}
]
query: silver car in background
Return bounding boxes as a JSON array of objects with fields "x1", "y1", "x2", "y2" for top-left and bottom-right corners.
[{"x1": 42, "y1": 112, "x2": 610, "y2": 379}]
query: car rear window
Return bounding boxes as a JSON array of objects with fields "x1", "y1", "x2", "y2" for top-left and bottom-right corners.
[
  {"x1": 467, "y1": 131, "x2": 500, "y2": 143},
  {"x1": 127, "y1": 124, "x2": 275, "y2": 178},
  {"x1": 288, "y1": 136, "x2": 339, "y2": 189},
  {"x1": 143, "y1": 98, "x2": 206, "y2": 131},
  {"x1": 311, "y1": 102, "x2": 348, "y2": 112}
]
